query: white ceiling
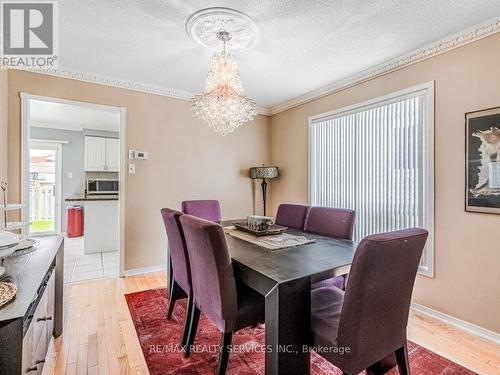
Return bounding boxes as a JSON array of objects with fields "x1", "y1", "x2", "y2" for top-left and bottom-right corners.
[
  {"x1": 57, "y1": 0, "x2": 500, "y2": 108},
  {"x1": 29, "y1": 100, "x2": 120, "y2": 132}
]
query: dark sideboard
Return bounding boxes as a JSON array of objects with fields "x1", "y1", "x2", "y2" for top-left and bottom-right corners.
[{"x1": 0, "y1": 236, "x2": 64, "y2": 374}]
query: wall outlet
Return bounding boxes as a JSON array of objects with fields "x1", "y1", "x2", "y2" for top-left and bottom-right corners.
[
  {"x1": 68, "y1": 172, "x2": 73, "y2": 178},
  {"x1": 128, "y1": 164, "x2": 136, "y2": 174}
]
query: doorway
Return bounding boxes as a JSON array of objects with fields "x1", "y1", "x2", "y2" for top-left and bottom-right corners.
[
  {"x1": 29, "y1": 141, "x2": 62, "y2": 235},
  {"x1": 21, "y1": 93, "x2": 126, "y2": 281}
]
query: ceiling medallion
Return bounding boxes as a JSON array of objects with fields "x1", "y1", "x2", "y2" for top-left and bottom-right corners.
[
  {"x1": 187, "y1": 8, "x2": 259, "y2": 136},
  {"x1": 186, "y1": 7, "x2": 259, "y2": 50}
]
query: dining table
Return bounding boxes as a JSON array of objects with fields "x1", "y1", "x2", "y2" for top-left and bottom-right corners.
[{"x1": 221, "y1": 220, "x2": 357, "y2": 375}]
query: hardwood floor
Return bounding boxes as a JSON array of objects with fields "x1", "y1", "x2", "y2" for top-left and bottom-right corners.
[
  {"x1": 42, "y1": 271, "x2": 500, "y2": 375},
  {"x1": 408, "y1": 311, "x2": 500, "y2": 375}
]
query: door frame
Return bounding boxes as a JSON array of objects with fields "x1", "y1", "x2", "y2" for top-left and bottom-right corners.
[
  {"x1": 29, "y1": 140, "x2": 63, "y2": 236},
  {"x1": 21, "y1": 93, "x2": 127, "y2": 277}
]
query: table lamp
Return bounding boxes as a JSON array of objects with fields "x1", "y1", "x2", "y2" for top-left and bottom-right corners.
[{"x1": 249, "y1": 165, "x2": 279, "y2": 216}]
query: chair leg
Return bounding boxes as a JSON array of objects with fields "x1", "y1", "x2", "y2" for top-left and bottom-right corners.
[
  {"x1": 180, "y1": 295, "x2": 193, "y2": 347},
  {"x1": 367, "y1": 361, "x2": 383, "y2": 375},
  {"x1": 395, "y1": 344, "x2": 411, "y2": 375},
  {"x1": 167, "y1": 273, "x2": 175, "y2": 300},
  {"x1": 342, "y1": 274, "x2": 348, "y2": 290},
  {"x1": 216, "y1": 331, "x2": 233, "y2": 375},
  {"x1": 166, "y1": 280, "x2": 181, "y2": 320},
  {"x1": 183, "y1": 305, "x2": 200, "y2": 358},
  {"x1": 367, "y1": 353, "x2": 397, "y2": 374},
  {"x1": 167, "y1": 254, "x2": 173, "y2": 295}
]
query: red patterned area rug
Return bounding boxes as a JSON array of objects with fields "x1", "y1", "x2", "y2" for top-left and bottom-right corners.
[{"x1": 125, "y1": 288, "x2": 476, "y2": 375}]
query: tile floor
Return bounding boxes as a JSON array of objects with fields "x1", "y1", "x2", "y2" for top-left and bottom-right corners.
[{"x1": 64, "y1": 236, "x2": 119, "y2": 283}]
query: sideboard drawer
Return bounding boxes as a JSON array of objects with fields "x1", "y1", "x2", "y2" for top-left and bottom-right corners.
[
  {"x1": 21, "y1": 320, "x2": 34, "y2": 374},
  {"x1": 32, "y1": 287, "x2": 48, "y2": 350},
  {"x1": 21, "y1": 269, "x2": 55, "y2": 374},
  {"x1": 22, "y1": 316, "x2": 47, "y2": 375}
]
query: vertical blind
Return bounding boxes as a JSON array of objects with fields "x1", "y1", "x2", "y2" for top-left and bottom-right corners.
[{"x1": 309, "y1": 86, "x2": 433, "y2": 275}]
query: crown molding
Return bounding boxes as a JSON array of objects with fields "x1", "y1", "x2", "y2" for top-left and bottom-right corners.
[
  {"x1": 256, "y1": 105, "x2": 271, "y2": 116},
  {"x1": 267, "y1": 16, "x2": 500, "y2": 115},
  {"x1": 13, "y1": 67, "x2": 272, "y2": 116},
  {"x1": 13, "y1": 16, "x2": 500, "y2": 118},
  {"x1": 16, "y1": 66, "x2": 196, "y2": 100}
]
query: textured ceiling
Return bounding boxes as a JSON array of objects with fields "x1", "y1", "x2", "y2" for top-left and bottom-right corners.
[{"x1": 58, "y1": 0, "x2": 500, "y2": 108}]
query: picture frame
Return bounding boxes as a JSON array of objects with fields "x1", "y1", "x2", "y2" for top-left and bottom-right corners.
[{"x1": 465, "y1": 106, "x2": 500, "y2": 214}]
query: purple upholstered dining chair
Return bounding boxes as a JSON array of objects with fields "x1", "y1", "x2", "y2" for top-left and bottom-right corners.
[
  {"x1": 304, "y1": 206, "x2": 356, "y2": 290},
  {"x1": 310, "y1": 228, "x2": 429, "y2": 375},
  {"x1": 179, "y1": 214, "x2": 265, "y2": 375},
  {"x1": 181, "y1": 199, "x2": 221, "y2": 223},
  {"x1": 275, "y1": 203, "x2": 310, "y2": 230},
  {"x1": 304, "y1": 206, "x2": 355, "y2": 239},
  {"x1": 160, "y1": 208, "x2": 193, "y2": 347}
]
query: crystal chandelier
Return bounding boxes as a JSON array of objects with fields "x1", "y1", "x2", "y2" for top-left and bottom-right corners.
[{"x1": 191, "y1": 31, "x2": 257, "y2": 136}]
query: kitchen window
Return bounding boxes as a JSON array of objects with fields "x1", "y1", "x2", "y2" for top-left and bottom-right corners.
[{"x1": 309, "y1": 82, "x2": 434, "y2": 276}]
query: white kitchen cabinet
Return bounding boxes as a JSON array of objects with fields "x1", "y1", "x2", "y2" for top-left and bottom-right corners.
[
  {"x1": 84, "y1": 136, "x2": 106, "y2": 171},
  {"x1": 106, "y1": 138, "x2": 120, "y2": 172},
  {"x1": 84, "y1": 136, "x2": 119, "y2": 172}
]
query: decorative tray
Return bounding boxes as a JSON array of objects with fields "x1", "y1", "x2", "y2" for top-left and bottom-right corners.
[
  {"x1": 233, "y1": 222, "x2": 288, "y2": 237},
  {"x1": 13, "y1": 238, "x2": 37, "y2": 252}
]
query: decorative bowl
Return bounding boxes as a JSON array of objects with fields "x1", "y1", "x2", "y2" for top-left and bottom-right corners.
[{"x1": 247, "y1": 215, "x2": 274, "y2": 231}]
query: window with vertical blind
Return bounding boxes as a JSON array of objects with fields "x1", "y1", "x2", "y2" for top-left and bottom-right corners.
[{"x1": 309, "y1": 82, "x2": 434, "y2": 276}]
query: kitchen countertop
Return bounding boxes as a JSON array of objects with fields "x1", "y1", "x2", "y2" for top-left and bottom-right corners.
[{"x1": 65, "y1": 195, "x2": 119, "y2": 202}]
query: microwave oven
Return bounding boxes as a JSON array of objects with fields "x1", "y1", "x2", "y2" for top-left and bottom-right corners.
[{"x1": 86, "y1": 178, "x2": 119, "y2": 195}]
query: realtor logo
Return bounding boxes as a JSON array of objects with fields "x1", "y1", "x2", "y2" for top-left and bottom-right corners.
[{"x1": 1, "y1": 1, "x2": 58, "y2": 68}]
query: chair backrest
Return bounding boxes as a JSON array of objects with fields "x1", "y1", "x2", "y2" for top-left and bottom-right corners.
[
  {"x1": 160, "y1": 208, "x2": 191, "y2": 294},
  {"x1": 275, "y1": 203, "x2": 310, "y2": 230},
  {"x1": 304, "y1": 206, "x2": 355, "y2": 240},
  {"x1": 181, "y1": 200, "x2": 221, "y2": 223},
  {"x1": 179, "y1": 214, "x2": 238, "y2": 331},
  {"x1": 337, "y1": 228, "x2": 428, "y2": 367}
]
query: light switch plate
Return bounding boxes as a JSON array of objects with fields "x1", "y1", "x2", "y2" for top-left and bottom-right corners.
[
  {"x1": 135, "y1": 151, "x2": 148, "y2": 160},
  {"x1": 128, "y1": 149, "x2": 135, "y2": 160},
  {"x1": 128, "y1": 164, "x2": 136, "y2": 174}
]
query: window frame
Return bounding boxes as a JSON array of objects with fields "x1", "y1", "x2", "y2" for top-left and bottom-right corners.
[{"x1": 308, "y1": 81, "x2": 435, "y2": 277}]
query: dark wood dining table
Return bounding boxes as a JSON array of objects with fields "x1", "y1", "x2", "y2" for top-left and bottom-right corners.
[{"x1": 221, "y1": 221, "x2": 357, "y2": 375}]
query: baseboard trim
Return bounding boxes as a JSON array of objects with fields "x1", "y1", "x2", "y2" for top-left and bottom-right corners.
[
  {"x1": 411, "y1": 303, "x2": 500, "y2": 345},
  {"x1": 123, "y1": 265, "x2": 166, "y2": 277}
]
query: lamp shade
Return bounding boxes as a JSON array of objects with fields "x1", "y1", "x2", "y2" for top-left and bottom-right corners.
[{"x1": 249, "y1": 166, "x2": 279, "y2": 179}]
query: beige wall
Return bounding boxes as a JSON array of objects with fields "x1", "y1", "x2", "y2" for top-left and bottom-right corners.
[
  {"x1": 269, "y1": 33, "x2": 500, "y2": 333},
  {"x1": 0, "y1": 70, "x2": 7, "y2": 182},
  {"x1": 6, "y1": 70, "x2": 270, "y2": 270}
]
